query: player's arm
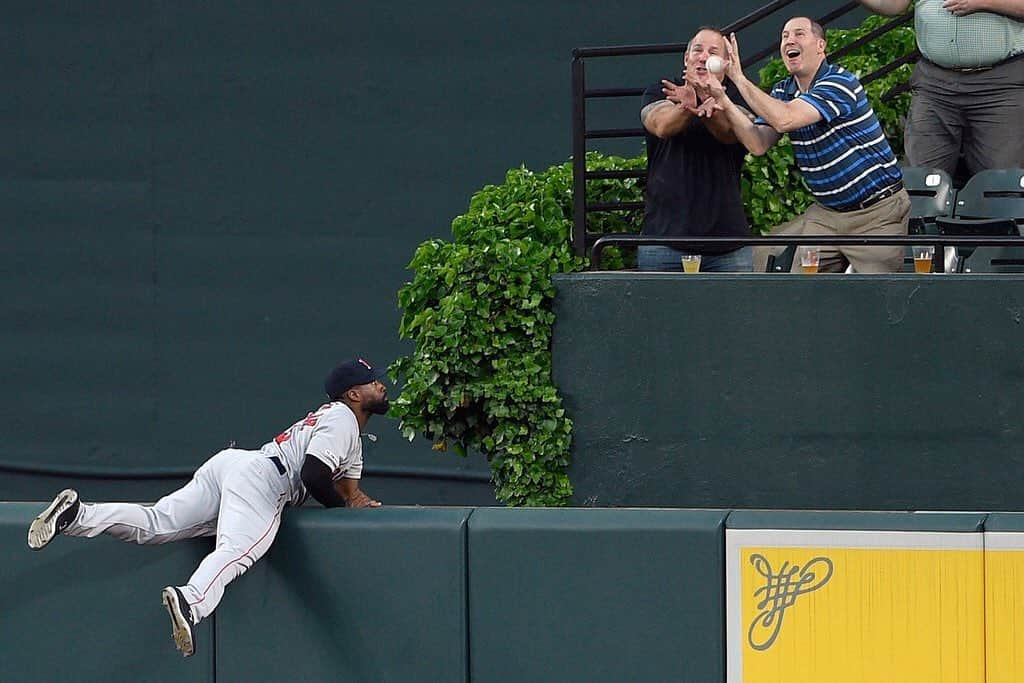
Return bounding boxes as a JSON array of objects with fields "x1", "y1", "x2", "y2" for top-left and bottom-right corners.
[
  {"x1": 334, "y1": 477, "x2": 382, "y2": 508},
  {"x1": 300, "y1": 455, "x2": 348, "y2": 508},
  {"x1": 856, "y1": 0, "x2": 912, "y2": 16}
]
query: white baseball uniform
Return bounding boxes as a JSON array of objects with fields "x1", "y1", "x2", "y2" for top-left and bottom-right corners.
[{"x1": 60, "y1": 400, "x2": 364, "y2": 623}]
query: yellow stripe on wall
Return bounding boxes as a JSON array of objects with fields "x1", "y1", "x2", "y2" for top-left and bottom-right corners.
[
  {"x1": 735, "y1": 546, "x2": 985, "y2": 683},
  {"x1": 985, "y1": 547, "x2": 1024, "y2": 683}
]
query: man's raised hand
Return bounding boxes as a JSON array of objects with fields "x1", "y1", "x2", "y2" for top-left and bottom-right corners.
[
  {"x1": 661, "y1": 80, "x2": 698, "y2": 110},
  {"x1": 724, "y1": 33, "x2": 744, "y2": 82}
]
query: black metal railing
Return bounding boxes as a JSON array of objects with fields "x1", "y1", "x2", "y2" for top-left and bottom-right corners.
[{"x1": 571, "y1": 0, "x2": 917, "y2": 259}]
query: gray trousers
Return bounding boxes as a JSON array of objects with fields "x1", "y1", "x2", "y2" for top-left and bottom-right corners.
[
  {"x1": 65, "y1": 448, "x2": 289, "y2": 624},
  {"x1": 905, "y1": 57, "x2": 1024, "y2": 177}
]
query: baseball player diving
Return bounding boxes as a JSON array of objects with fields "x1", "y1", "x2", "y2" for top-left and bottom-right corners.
[{"x1": 26, "y1": 358, "x2": 389, "y2": 658}]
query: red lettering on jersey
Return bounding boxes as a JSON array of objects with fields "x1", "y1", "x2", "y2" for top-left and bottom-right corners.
[{"x1": 275, "y1": 411, "x2": 321, "y2": 444}]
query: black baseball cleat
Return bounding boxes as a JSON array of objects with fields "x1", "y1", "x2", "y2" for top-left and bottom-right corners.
[
  {"x1": 161, "y1": 586, "x2": 196, "y2": 658},
  {"x1": 27, "y1": 488, "x2": 80, "y2": 550}
]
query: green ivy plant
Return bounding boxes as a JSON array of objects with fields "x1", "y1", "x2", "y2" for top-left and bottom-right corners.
[
  {"x1": 390, "y1": 154, "x2": 643, "y2": 506},
  {"x1": 391, "y1": 15, "x2": 914, "y2": 506}
]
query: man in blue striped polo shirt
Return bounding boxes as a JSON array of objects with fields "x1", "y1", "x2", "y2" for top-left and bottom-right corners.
[{"x1": 702, "y1": 16, "x2": 909, "y2": 272}]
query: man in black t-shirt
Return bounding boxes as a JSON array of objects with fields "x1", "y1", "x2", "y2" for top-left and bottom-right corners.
[{"x1": 639, "y1": 26, "x2": 754, "y2": 272}]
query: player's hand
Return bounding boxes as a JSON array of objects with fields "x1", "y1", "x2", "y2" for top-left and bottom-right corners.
[
  {"x1": 941, "y1": 0, "x2": 978, "y2": 15},
  {"x1": 348, "y1": 490, "x2": 382, "y2": 508},
  {"x1": 661, "y1": 80, "x2": 697, "y2": 110}
]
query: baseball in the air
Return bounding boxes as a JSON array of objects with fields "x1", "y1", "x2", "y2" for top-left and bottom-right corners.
[{"x1": 706, "y1": 55, "x2": 724, "y2": 75}]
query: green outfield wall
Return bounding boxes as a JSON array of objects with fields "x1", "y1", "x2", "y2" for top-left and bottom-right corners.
[
  {"x1": 468, "y1": 507, "x2": 728, "y2": 682},
  {"x1": 553, "y1": 273, "x2": 1024, "y2": 510},
  {"x1": 1, "y1": 502, "x2": 214, "y2": 683},
  {"x1": 10, "y1": 504, "x2": 1024, "y2": 682},
  {"x1": 217, "y1": 507, "x2": 473, "y2": 682},
  {"x1": 5, "y1": 504, "x2": 730, "y2": 682}
]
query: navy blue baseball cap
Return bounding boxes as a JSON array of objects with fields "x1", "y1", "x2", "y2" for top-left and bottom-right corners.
[{"x1": 324, "y1": 358, "x2": 386, "y2": 400}]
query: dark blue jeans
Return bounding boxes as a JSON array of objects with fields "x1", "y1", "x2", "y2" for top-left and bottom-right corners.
[{"x1": 637, "y1": 245, "x2": 754, "y2": 272}]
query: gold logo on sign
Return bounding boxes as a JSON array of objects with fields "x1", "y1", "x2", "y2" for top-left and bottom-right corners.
[{"x1": 747, "y1": 554, "x2": 833, "y2": 650}]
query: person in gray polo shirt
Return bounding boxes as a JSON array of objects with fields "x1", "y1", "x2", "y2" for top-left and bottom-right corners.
[{"x1": 859, "y1": 0, "x2": 1024, "y2": 176}]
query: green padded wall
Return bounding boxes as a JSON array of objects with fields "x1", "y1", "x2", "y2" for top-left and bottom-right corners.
[
  {"x1": 0, "y1": 502, "x2": 214, "y2": 682},
  {"x1": 727, "y1": 509, "x2": 988, "y2": 531},
  {"x1": 216, "y1": 507, "x2": 472, "y2": 683},
  {"x1": 985, "y1": 512, "x2": 1024, "y2": 531},
  {"x1": 468, "y1": 507, "x2": 728, "y2": 683},
  {"x1": 554, "y1": 273, "x2": 1024, "y2": 510}
]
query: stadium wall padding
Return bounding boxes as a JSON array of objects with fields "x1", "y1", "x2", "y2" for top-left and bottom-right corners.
[
  {"x1": 215, "y1": 507, "x2": 473, "y2": 683},
  {"x1": 554, "y1": 272, "x2": 1024, "y2": 510},
  {"x1": 0, "y1": 502, "x2": 215, "y2": 683},
  {"x1": 466, "y1": 507, "x2": 729, "y2": 683},
  {"x1": 10, "y1": 504, "x2": 1024, "y2": 682}
]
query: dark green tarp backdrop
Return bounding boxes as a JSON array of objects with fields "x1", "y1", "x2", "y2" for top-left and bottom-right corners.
[{"x1": 0, "y1": 1, "x2": 866, "y2": 503}]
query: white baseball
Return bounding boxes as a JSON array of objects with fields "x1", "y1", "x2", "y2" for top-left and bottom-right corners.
[{"x1": 706, "y1": 55, "x2": 724, "y2": 75}]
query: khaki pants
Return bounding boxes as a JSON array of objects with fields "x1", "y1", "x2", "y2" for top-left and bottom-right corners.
[{"x1": 754, "y1": 189, "x2": 910, "y2": 273}]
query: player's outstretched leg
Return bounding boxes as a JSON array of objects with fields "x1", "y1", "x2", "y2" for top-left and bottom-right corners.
[
  {"x1": 27, "y1": 489, "x2": 80, "y2": 550},
  {"x1": 161, "y1": 586, "x2": 196, "y2": 657}
]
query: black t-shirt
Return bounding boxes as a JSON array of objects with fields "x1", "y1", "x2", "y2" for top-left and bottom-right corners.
[{"x1": 641, "y1": 78, "x2": 751, "y2": 253}]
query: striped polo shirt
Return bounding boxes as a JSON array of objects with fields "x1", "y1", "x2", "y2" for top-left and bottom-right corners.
[{"x1": 756, "y1": 60, "x2": 901, "y2": 211}]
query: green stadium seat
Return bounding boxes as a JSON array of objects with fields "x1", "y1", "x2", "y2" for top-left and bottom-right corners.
[
  {"x1": 936, "y1": 169, "x2": 1024, "y2": 272},
  {"x1": 900, "y1": 167, "x2": 955, "y2": 272},
  {"x1": 765, "y1": 244, "x2": 796, "y2": 272},
  {"x1": 903, "y1": 166, "x2": 955, "y2": 235}
]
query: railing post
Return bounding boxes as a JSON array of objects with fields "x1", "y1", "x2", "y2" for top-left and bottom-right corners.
[{"x1": 572, "y1": 55, "x2": 587, "y2": 259}]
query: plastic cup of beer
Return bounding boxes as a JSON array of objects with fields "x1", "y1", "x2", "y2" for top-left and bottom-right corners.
[
  {"x1": 913, "y1": 245, "x2": 934, "y2": 273},
  {"x1": 681, "y1": 254, "x2": 702, "y2": 273},
  {"x1": 800, "y1": 247, "x2": 819, "y2": 274}
]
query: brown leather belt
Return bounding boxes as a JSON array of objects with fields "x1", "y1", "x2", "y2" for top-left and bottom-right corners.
[{"x1": 833, "y1": 180, "x2": 904, "y2": 213}]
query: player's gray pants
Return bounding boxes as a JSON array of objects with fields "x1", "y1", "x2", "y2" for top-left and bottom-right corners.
[{"x1": 64, "y1": 448, "x2": 289, "y2": 624}]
